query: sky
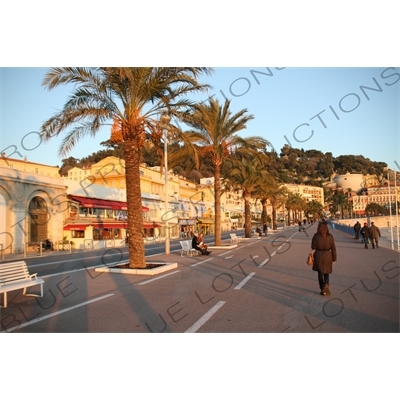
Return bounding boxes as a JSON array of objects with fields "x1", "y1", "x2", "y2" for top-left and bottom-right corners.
[{"x1": 1, "y1": 67, "x2": 399, "y2": 171}]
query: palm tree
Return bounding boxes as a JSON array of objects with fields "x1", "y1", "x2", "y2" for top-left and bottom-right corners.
[
  {"x1": 40, "y1": 67, "x2": 212, "y2": 268},
  {"x1": 331, "y1": 189, "x2": 349, "y2": 219},
  {"x1": 286, "y1": 192, "x2": 306, "y2": 223},
  {"x1": 174, "y1": 98, "x2": 268, "y2": 245},
  {"x1": 304, "y1": 200, "x2": 324, "y2": 220},
  {"x1": 262, "y1": 180, "x2": 288, "y2": 230},
  {"x1": 228, "y1": 157, "x2": 269, "y2": 238}
]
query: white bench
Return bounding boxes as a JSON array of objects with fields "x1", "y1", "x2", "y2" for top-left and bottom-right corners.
[
  {"x1": 179, "y1": 240, "x2": 199, "y2": 257},
  {"x1": 230, "y1": 233, "x2": 243, "y2": 243},
  {"x1": 0, "y1": 261, "x2": 44, "y2": 308}
]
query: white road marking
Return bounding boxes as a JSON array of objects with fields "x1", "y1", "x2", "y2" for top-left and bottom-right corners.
[
  {"x1": 224, "y1": 255, "x2": 234, "y2": 259},
  {"x1": 191, "y1": 258, "x2": 213, "y2": 266},
  {"x1": 234, "y1": 272, "x2": 255, "y2": 290},
  {"x1": 3, "y1": 293, "x2": 115, "y2": 333},
  {"x1": 219, "y1": 250, "x2": 234, "y2": 257},
  {"x1": 138, "y1": 270, "x2": 180, "y2": 285},
  {"x1": 258, "y1": 258, "x2": 270, "y2": 267},
  {"x1": 185, "y1": 301, "x2": 226, "y2": 333}
]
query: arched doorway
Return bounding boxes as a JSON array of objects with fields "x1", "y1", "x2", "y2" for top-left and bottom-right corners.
[
  {"x1": 29, "y1": 196, "x2": 50, "y2": 242},
  {"x1": 0, "y1": 193, "x2": 7, "y2": 250}
]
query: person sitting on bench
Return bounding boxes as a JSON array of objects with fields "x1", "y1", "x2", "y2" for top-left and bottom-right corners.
[{"x1": 192, "y1": 232, "x2": 211, "y2": 255}]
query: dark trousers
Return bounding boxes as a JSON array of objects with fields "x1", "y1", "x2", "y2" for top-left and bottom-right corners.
[
  {"x1": 318, "y1": 272, "x2": 330, "y2": 289},
  {"x1": 193, "y1": 245, "x2": 207, "y2": 254}
]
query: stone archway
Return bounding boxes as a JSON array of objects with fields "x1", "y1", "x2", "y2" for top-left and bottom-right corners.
[
  {"x1": 0, "y1": 193, "x2": 8, "y2": 250},
  {"x1": 29, "y1": 196, "x2": 50, "y2": 242}
]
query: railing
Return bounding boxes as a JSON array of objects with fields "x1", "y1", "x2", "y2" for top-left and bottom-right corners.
[
  {"x1": 84, "y1": 239, "x2": 94, "y2": 250},
  {"x1": 327, "y1": 221, "x2": 399, "y2": 251}
]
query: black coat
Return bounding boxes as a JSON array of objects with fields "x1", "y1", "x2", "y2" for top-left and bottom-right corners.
[
  {"x1": 311, "y1": 233, "x2": 337, "y2": 274},
  {"x1": 360, "y1": 226, "x2": 370, "y2": 238}
]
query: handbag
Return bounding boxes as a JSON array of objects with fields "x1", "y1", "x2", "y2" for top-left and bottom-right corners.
[{"x1": 306, "y1": 251, "x2": 314, "y2": 266}]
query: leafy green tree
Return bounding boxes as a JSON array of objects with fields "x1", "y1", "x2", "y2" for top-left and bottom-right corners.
[
  {"x1": 365, "y1": 202, "x2": 386, "y2": 215},
  {"x1": 41, "y1": 67, "x2": 212, "y2": 268}
]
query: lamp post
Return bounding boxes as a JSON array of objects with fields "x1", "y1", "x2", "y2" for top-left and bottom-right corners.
[{"x1": 161, "y1": 111, "x2": 171, "y2": 254}]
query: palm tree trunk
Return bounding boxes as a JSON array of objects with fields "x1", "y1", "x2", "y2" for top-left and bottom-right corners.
[
  {"x1": 124, "y1": 141, "x2": 146, "y2": 268},
  {"x1": 272, "y1": 207, "x2": 277, "y2": 230},
  {"x1": 244, "y1": 195, "x2": 252, "y2": 238},
  {"x1": 214, "y1": 164, "x2": 222, "y2": 246},
  {"x1": 261, "y1": 200, "x2": 268, "y2": 224}
]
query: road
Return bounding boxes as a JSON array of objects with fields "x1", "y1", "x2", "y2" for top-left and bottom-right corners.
[{"x1": 1, "y1": 226, "x2": 399, "y2": 333}]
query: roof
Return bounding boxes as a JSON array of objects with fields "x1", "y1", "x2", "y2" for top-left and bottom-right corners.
[{"x1": 68, "y1": 195, "x2": 149, "y2": 212}]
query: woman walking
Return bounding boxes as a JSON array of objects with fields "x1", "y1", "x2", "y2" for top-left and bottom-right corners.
[{"x1": 311, "y1": 221, "x2": 337, "y2": 296}]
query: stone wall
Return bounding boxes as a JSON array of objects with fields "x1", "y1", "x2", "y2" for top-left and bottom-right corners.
[{"x1": 335, "y1": 215, "x2": 399, "y2": 228}]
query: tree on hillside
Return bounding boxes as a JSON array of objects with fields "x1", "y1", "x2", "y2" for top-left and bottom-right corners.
[
  {"x1": 58, "y1": 156, "x2": 79, "y2": 176},
  {"x1": 41, "y1": 67, "x2": 212, "y2": 268}
]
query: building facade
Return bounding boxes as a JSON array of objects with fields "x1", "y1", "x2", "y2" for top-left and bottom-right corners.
[
  {"x1": 0, "y1": 165, "x2": 67, "y2": 254},
  {"x1": 1, "y1": 155, "x2": 331, "y2": 255}
]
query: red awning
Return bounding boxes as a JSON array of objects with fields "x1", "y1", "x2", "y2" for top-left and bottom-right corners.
[
  {"x1": 63, "y1": 224, "x2": 90, "y2": 231},
  {"x1": 143, "y1": 223, "x2": 162, "y2": 229},
  {"x1": 64, "y1": 222, "x2": 159, "y2": 230},
  {"x1": 92, "y1": 223, "x2": 128, "y2": 229},
  {"x1": 69, "y1": 195, "x2": 114, "y2": 209},
  {"x1": 68, "y1": 195, "x2": 149, "y2": 211}
]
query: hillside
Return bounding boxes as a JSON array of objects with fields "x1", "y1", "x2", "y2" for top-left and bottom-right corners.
[{"x1": 59, "y1": 141, "x2": 388, "y2": 185}]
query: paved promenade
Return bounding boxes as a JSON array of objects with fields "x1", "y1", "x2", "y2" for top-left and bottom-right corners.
[{"x1": 1, "y1": 224, "x2": 399, "y2": 333}]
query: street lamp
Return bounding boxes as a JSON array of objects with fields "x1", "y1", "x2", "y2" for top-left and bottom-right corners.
[{"x1": 161, "y1": 111, "x2": 171, "y2": 254}]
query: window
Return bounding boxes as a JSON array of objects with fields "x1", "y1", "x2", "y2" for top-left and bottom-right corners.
[{"x1": 71, "y1": 230, "x2": 85, "y2": 238}]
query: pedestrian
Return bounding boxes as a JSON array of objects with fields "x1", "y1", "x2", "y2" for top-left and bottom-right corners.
[
  {"x1": 192, "y1": 232, "x2": 211, "y2": 255},
  {"x1": 369, "y1": 222, "x2": 381, "y2": 249},
  {"x1": 263, "y1": 223, "x2": 268, "y2": 237},
  {"x1": 353, "y1": 221, "x2": 361, "y2": 239},
  {"x1": 360, "y1": 222, "x2": 370, "y2": 249},
  {"x1": 298, "y1": 221, "x2": 302, "y2": 232},
  {"x1": 311, "y1": 221, "x2": 337, "y2": 296}
]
